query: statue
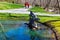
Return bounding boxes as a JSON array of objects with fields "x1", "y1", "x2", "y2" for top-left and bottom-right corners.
[{"x1": 26, "y1": 11, "x2": 40, "y2": 30}]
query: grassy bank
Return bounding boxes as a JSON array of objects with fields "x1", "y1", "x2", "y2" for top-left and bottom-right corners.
[
  {"x1": 48, "y1": 21, "x2": 60, "y2": 33},
  {"x1": 0, "y1": 2, "x2": 24, "y2": 10},
  {"x1": 29, "y1": 7, "x2": 53, "y2": 14},
  {"x1": 0, "y1": 13, "x2": 60, "y2": 23}
]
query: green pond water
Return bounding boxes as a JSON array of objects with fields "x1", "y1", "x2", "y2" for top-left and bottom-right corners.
[{"x1": 0, "y1": 20, "x2": 55, "y2": 40}]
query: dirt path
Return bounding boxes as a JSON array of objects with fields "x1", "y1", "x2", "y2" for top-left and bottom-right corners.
[{"x1": 0, "y1": 6, "x2": 60, "y2": 16}]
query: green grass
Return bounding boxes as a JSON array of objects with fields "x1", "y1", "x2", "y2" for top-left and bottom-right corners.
[
  {"x1": 29, "y1": 7, "x2": 53, "y2": 14},
  {"x1": 0, "y1": 2, "x2": 24, "y2": 10},
  {"x1": 38, "y1": 16, "x2": 60, "y2": 23},
  {"x1": 0, "y1": 13, "x2": 60, "y2": 23},
  {"x1": 0, "y1": 13, "x2": 29, "y2": 21}
]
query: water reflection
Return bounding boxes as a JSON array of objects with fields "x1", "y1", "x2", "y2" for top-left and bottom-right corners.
[
  {"x1": 6, "y1": 24, "x2": 30, "y2": 40},
  {"x1": 0, "y1": 20, "x2": 55, "y2": 40}
]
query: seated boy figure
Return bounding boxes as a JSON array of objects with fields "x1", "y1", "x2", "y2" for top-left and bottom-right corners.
[{"x1": 28, "y1": 11, "x2": 40, "y2": 30}]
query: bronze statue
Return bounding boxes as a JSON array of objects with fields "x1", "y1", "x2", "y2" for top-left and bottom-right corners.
[{"x1": 26, "y1": 11, "x2": 40, "y2": 30}]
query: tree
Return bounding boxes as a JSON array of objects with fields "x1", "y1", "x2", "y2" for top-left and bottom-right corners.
[
  {"x1": 44, "y1": 0, "x2": 51, "y2": 9},
  {"x1": 56, "y1": 0, "x2": 60, "y2": 14},
  {"x1": 39, "y1": 0, "x2": 41, "y2": 7},
  {"x1": 32, "y1": 0, "x2": 36, "y2": 6}
]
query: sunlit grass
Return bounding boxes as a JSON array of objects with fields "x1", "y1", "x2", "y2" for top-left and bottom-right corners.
[
  {"x1": 0, "y1": 13, "x2": 60, "y2": 22},
  {"x1": 0, "y1": 2, "x2": 24, "y2": 10},
  {"x1": 38, "y1": 16, "x2": 60, "y2": 23},
  {"x1": 29, "y1": 7, "x2": 53, "y2": 14},
  {"x1": 50, "y1": 21, "x2": 60, "y2": 33}
]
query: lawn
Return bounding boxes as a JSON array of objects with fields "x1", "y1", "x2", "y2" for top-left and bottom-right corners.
[
  {"x1": 0, "y1": 13, "x2": 60, "y2": 23},
  {"x1": 38, "y1": 16, "x2": 60, "y2": 23},
  {"x1": 0, "y1": 2, "x2": 24, "y2": 10},
  {"x1": 29, "y1": 7, "x2": 53, "y2": 14}
]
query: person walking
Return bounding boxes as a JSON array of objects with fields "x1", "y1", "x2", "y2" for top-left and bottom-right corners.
[{"x1": 25, "y1": 2, "x2": 29, "y2": 8}]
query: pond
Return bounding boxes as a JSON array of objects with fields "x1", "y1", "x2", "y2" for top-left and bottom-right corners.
[{"x1": 0, "y1": 20, "x2": 55, "y2": 40}]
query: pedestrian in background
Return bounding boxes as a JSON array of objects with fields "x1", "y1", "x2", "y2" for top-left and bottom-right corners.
[{"x1": 25, "y1": 2, "x2": 29, "y2": 8}]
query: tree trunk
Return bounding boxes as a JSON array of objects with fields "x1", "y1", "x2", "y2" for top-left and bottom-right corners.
[
  {"x1": 44, "y1": 0, "x2": 51, "y2": 9},
  {"x1": 39, "y1": 0, "x2": 41, "y2": 7},
  {"x1": 32, "y1": 0, "x2": 36, "y2": 6},
  {"x1": 57, "y1": 0, "x2": 60, "y2": 14},
  {"x1": 50, "y1": 28, "x2": 58, "y2": 40}
]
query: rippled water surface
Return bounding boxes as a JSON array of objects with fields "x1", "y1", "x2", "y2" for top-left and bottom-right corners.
[{"x1": 0, "y1": 20, "x2": 55, "y2": 40}]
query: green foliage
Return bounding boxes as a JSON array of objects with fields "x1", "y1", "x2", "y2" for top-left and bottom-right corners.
[
  {"x1": 29, "y1": 7, "x2": 45, "y2": 12},
  {"x1": 29, "y1": 7, "x2": 53, "y2": 14},
  {"x1": 38, "y1": 16, "x2": 60, "y2": 23},
  {"x1": 0, "y1": 13, "x2": 60, "y2": 23},
  {"x1": 0, "y1": 2, "x2": 24, "y2": 10}
]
